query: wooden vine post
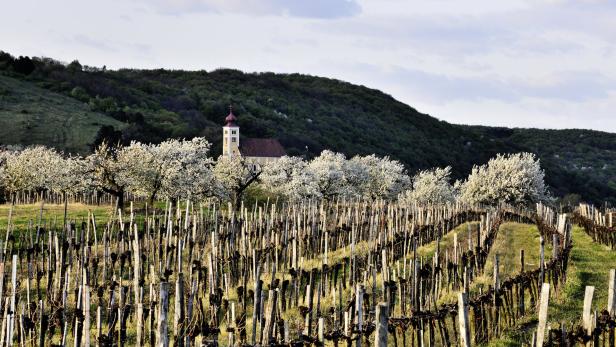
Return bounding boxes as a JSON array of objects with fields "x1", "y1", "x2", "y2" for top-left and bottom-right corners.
[
  {"x1": 374, "y1": 303, "x2": 389, "y2": 347},
  {"x1": 536, "y1": 283, "x2": 550, "y2": 347},
  {"x1": 458, "y1": 293, "x2": 471, "y2": 347},
  {"x1": 582, "y1": 286, "x2": 595, "y2": 339},
  {"x1": 608, "y1": 269, "x2": 616, "y2": 315},
  {"x1": 608, "y1": 269, "x2": 616, "y2": 347},
  {"x1": 157, "y1": 282, "x2": 171, "y2": 347}
]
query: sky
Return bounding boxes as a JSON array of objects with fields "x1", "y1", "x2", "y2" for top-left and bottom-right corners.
[{"x1": 2, "y1": 0, "x2": 616, "y2": 132}]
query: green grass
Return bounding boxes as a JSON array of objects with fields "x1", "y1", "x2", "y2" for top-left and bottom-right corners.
[
  {"x1": 415, "y1": 221, "x2": 480, "y2": 259},
  {"x1": 436, "y1": 222, "x2": 551, "y2": 305},
  {"x1": 0, "y1": 202, "x2": 114, "y2": 234},
  {"x1": 0, "y1": 75, "x2": 125, "y2": 153},
  {"x1": 489, "y1": 225, "x2": 616, "y2": 346},
  {"x1": 479, "y1": 223, "x2": 553, "y2": 291},
  {"x1": 481, "y1": 222, "x2": 551, "y2": 346},
  {"x1": 549, "y1": 225, "x2": 616, "y2": 322}
]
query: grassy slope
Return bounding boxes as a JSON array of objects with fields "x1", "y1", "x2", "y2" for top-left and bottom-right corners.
[
  {"x1": 0, "y1": 75, "x2": 124, "y2": 153},
  {"x1": 489, "y1": 225, "x2": 616, "y2": 346},
  {"x1": 398, "y1": 221, "x2": 616, "y2": 346},
  {"x1": 549, "y1": 226, "x2": 616, "y2": 321},
  {"x1": 481, "y1": 223, "x2": 554, "y2": 288}
]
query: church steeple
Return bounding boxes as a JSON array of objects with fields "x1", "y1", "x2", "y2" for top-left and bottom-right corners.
[
  {"x1": 222, "y1": 105, "x2": 240, "y2": 157},
  {"x1": 225, "y1": 105, "x2": 238, "y2": 126}
]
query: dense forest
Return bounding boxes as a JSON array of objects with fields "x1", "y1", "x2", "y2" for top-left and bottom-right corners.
[{"x1": 0, "y1": 51, "x2": 615, "y2": 203}]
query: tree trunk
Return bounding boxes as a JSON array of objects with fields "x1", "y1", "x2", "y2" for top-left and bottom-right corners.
[
  {"x1": 117, "y1": 192, "x2": 125, "y2": 211},
  {"x1": 63, "y1": 192, "x2": 68, "y2": 229},
  {"x1": 232, "y1": 192, "x2": 242, "y2": 212}
]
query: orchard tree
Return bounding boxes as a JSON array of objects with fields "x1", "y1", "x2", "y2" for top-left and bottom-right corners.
[
  {"x1": 0, "y1": 148, "x2": 15, "y2": 201},
  {"x1": 306, "y1": 150, "x2": 349, "y2": 200},
  {"x1": 342, "y1": 157, "x2": 370, "y2": 198},
  {"x1": 120, "y1": 138, "x2": 216, "y2": 204},
  {"x1": 260, "y1": 156, "x2": 303, "y2": 194},
  {"x1": 349, "y1": 155, "x2": 410, "y2": 200},
  {"x1": 285, "y1": 167, "x2": 320, "y2": 200},
  {"x1": 400, "y1": 166, "x2": 456, "y2": 205},
  {"x1": 47, "y1": 155, "x2": 87, "y2": 196},
  {"x1": 459, "y1": 152, "x2": 548, "y2": 206},
  {"x1": 261, "y1": 156, "x2": 319, "y2": 200},
  {"x1": 0, "y1": 146, "x2": 60, "y2": 201},
  {"x1": 85, "y1": 142, "x2": 131, "y2": 210},
  {"x1": 155, "y1": 137, "x2": 216, "y2": 202},
  {"x1": 213, "y1": 155, "x2": 261, "y2": 210},
  {"x1": 117, "y1": 142, "x2": 157, "y2": 202},
  {"x1": 47, "y1": 154, "x2": 88, "y2": 224}
]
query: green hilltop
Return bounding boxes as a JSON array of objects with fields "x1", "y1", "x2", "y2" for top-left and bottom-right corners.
[
  {"x1": 1, "y1": 52, "x2": 615, "y2": 203},
  {"x1": 0, "y1": 74, "x2": 125, "y2": 154}
]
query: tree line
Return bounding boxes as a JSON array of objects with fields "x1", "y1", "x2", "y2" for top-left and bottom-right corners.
[{"x1": 0, "y1": 138, "x2": 549, "y2": 209}]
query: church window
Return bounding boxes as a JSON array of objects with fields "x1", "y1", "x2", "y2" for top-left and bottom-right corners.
[
  {"x1": 232, "y1": 138, "x2": 236, "y2": 142},
  {"x1": 232, "y1": 130, "x2": 237, "y2": 134}
]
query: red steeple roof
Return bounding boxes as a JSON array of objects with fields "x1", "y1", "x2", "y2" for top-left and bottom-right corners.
[{"x1": 225, "y1": 105, "x2": 238, "y2": 126}]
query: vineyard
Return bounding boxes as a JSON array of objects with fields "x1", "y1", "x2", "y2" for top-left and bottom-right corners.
[
  {"x1": 1, "y1": 1, "x2": 615, "y2": 344},
  {"x1": 0, "y1": 198, "x2": 613, "y2": 347},
  {"x1": 0, "y1": 140, "x2": 615, "y2": 346}
]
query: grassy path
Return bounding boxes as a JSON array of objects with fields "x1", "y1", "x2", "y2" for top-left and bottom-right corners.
[
  {"x1": 438, "y1": 222, "x2": 549, "y2": 305},
  {"x1": 490, "y1": 224, "x2": 616, "y2": 346},
  {"x1": 549, "y1": 225, "x2": 616, "y2": 322},
  {"x1": 482, "y1": 222, "x2": 553, "y2": 290}
]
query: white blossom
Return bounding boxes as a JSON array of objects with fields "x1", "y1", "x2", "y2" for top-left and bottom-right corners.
[
  {"x1": 306, "y1": 150, "x2": 348, "y2": 200},
  {"x1": 261, "y1": 152, "x2": 410, "y2": 201},
  {"x1": 213, "y1": 155, "x2": 260, "y2": 207},
  {"x1": 120, "y1": 138, "x2": 216, "y2": 202},
  {"x1": 348, "y1": 155, "x2": 410, "y2": 200},
  {"x1": 261, "y1": 156, "x2": 320, "y2": 200},
  {"x1": 400, "y1": 166, "x2": 456, "y2": 205},
  {"x1": 1, "y1": 146, "x2": 60, "y2": 194},
  {"x1": 157, "y1": 137, "x2": 217, "y2": 201},
  {"x1": 47, "y1": 155, "x2": 88, "y2": 195},
  {"x1": 458, "y1": 152, "x2": 548, "y2": 205},
  {"x1": 84, "y1": 142, "x2": 132, "y2": 207}
]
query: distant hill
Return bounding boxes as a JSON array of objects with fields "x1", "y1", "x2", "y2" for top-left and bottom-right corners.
[
  {"x1": 0, "y1": 75, "x2": 124, "y2": 153},
  {"x1": 1, "y1": 51, "x2": 615, "y2": 203}
]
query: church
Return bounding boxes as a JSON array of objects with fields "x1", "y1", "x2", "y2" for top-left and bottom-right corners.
[{"x1": 222, "y1": 107, "x2": 286, "y2": 165}]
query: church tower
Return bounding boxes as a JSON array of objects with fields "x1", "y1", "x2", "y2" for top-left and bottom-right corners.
[{"x1": 222, "y1": 106, "x2": 240, "y2": 157}]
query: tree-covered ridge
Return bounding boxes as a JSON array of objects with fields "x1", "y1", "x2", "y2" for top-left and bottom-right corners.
[{"x1": 0, "y1": 51, "x2": 615, "y2": 203}]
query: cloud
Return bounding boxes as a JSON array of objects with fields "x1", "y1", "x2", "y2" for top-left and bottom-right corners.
[
  {"x1": 140, "y1": 0, "x2": 361, "y2": 18},
  {"x1": 2, "y1": 0, "x2": 616, "y2": 132},
  {"x1": 419, "y1": 93, "x2": 616, "y2": 131},
  {"x1": 71, "y1": 35, "x2": 118, "y2": 52},
  {"x1": 359, "y1": 64, "x2": 616, "y2": 103},
  {"x1": 311, "y1": 4, "x2": 607, "y2": 59}
]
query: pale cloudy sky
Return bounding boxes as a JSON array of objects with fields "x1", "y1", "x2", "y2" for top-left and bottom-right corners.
[{"x1": 2, "y1": 0, "x2": 616, "y2": 132}]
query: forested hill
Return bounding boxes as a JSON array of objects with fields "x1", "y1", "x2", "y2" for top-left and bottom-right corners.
[{"x1": 1, "y1": 52, "x2": 615, "y2": 203}]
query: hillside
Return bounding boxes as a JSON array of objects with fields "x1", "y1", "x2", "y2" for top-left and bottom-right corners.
[
  {"x1": 0, "y1": 75, "x2": 125, "y2": 153},
  {"x1": 0, "y1": 52, "x2": 615, "y2": 203}
]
